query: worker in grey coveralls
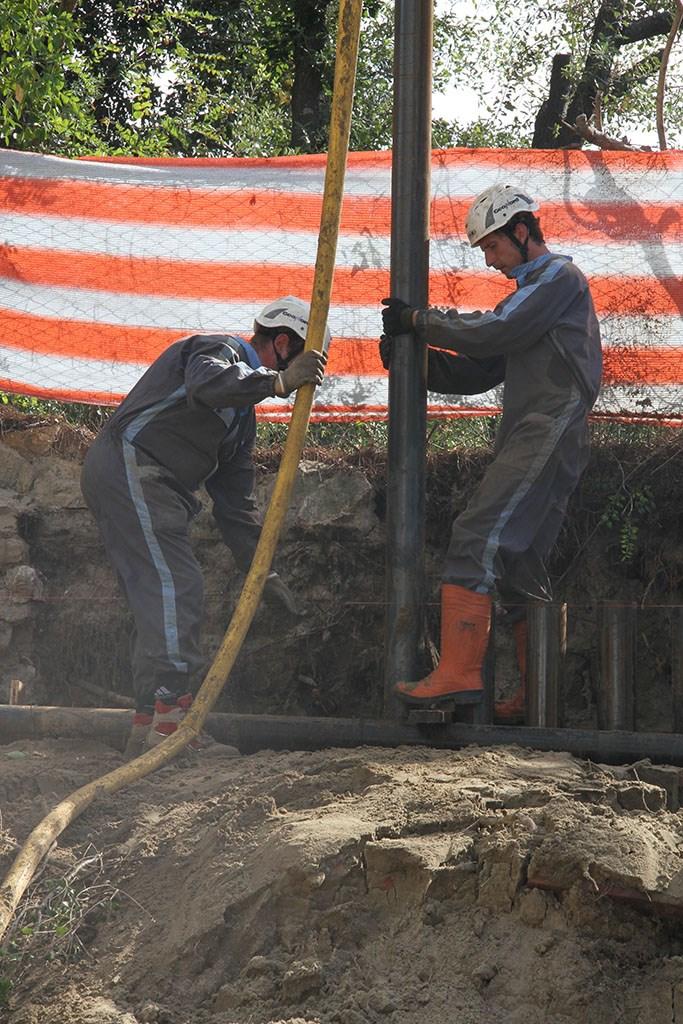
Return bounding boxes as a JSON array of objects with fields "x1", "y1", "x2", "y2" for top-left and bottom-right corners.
[
  {"x1": 81, "y1": 296, "x2": 329, "y2": 755},
  {"x1": 380, "y1": 185, "x2": 602, "y2": 720}
]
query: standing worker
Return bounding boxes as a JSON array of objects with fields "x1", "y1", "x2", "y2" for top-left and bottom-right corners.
[
  {"x1": 82, "y1": 297, "x2": 328, "y2": 756},
  {"x1": 380, "y1": 185, "x2": 602, "y2": 720}
]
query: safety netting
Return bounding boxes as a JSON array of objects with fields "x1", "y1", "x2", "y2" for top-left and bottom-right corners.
[{"x1": 1, "y1": 147, "x2": 682, "y2": 423}]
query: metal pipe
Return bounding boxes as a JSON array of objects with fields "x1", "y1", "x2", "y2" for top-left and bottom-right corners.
[
  {"x1": 527, "y1": 602, "x2": 566, "y2": 728},
  {"x1": 7, "y1": 705, "x2": 683, "y2": 767},
  {"x1": 384, "y1": 0, "x2": 432, "y2": 715},
  {"x1": 673, "y1": 606, "x2": 683, "y2": 735},
  {"x1": 599, "y1": 602, "x2": 637, "y2": 730}
]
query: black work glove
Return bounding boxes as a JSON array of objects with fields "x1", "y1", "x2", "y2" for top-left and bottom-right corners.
[
  {"x1": 274, "y1": 349, "x2": 327, "y2": 397},
  {"x1": 263, "y1": 572, "x2": 301, "y2": 615},
  {"x1": 379, "y1": 334, "x2": 392, "y2": 370},
  {"x1": 381, "y1": 296, "x2": 415, "y2": 337}
]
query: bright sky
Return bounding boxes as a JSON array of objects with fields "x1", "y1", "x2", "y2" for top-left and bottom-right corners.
[
  {"x1": 432, "y1": 0, "x2": 481, "y2": 125},
  {"x1": 431, "y1": 0, "x2": 680, "y2": 148}
]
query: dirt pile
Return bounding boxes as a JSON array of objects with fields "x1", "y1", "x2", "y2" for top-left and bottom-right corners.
[{"x1": 2, "y1": 738, "x2": 683, "y2": 1024}]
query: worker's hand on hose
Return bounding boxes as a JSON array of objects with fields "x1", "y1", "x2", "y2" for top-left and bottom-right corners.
[
  {"x1": 274, "y1": 349, "x2": 327, "y2": 397},
  {"x1": 381, "y1": 297, "x2": 416, "y2": 337},
  {"x1": 379, "y1": 334, "x2": 393, "y2": 369},
  {"x1": 263, "y1": 571, "x2": 301, "y2": 615}
]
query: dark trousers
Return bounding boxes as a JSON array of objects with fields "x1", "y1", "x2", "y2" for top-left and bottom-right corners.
[
  {"x1": 444, "y1": 399, "x2": 590, "y2": 608},
  {"x1": 81, "y1": 431, "x2": 205, "y2": 712}
]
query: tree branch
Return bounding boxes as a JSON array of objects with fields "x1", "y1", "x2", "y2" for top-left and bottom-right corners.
[
  {"x1": 562, "y1": 113, "x2": 652, "y2": 151},
  {"x1": 610, "y1": 49, "x2": 665, "y2": 97},
  {"x1": 656, "y1": 1, "x2": 683, "y2": 149},
  {"x1": 620, "y1": 11, "x2": 678, "y2": 44}
]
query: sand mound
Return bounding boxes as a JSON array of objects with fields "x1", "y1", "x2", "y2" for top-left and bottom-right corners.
[{"x1": 2, "y1": 738, "x2": 683, "y2": 1023}]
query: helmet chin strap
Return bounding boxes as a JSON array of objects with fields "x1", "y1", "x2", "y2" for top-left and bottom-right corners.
[
  {"x1": 503, "y1": 222, "x2": 530, "y2": 263},
  {"x1": 272, "y1": 337, "x2": 291, "y2": 371}
]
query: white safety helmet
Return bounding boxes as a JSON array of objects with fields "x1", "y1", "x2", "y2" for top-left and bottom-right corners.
[
  {"x1": 465, "y1": 185, "x2": 539, "y2": 247},
  {"x1": 254, "y1": 295, "x2": 332, "y2": 353}
]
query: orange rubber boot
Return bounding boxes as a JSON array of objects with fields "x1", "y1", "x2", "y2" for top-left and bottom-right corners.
[
  {"x1": 394, "y1": 584, "x2": 491, "y2": 705},
  {"x1": 494, "y1": 618, "x2": 527, "y2": 722}
]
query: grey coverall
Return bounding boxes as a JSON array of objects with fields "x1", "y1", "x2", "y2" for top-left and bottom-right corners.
[
  {"x1": 81, "y1": 334, "x2": 279, "y2": 712},
  {"x1": 416, "y1": 252, "x2": 602, "y2": 606}
]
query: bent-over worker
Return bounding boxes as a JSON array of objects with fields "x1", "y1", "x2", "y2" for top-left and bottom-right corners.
[{"x1": 81, "y1": 296, "x2": 328, "y2": 755}]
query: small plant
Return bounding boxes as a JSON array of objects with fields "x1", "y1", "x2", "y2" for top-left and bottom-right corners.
[
  {"x1": 0, "y1": 391, "x2": 110, "y2": 431},
  {"x1": 0, "y1": 844, "x2": 135, "y2": 995},
  {"x1": 0, "y1": 975, "x2": 12, "y2": 1007},
  {"x1": 601, "y1": 483, "x2": 655, "y2": 562}
]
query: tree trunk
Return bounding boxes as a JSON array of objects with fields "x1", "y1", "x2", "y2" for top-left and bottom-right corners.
[
  {"x1": 290, "y1": 0, "x2": 331, "y2": 152},
  {"x1": 532, "y1": 1, "x2": 678, "y2": 150},
  {"x1": 532, "y1": 53, "x2": 574, "y2": 148}
]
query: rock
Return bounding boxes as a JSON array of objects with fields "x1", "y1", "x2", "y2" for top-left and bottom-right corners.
[
  {"x1": 1, "y1": 422, "x2": 61, "y2": 457},
  {"x1": 477, "y1": 840, "x2": 526, "y2": 912},
  {"x1": 629, "y1": 761, "x2": 681, "y2": 812},
  {"x1": 0, "y1": 444, "x2": 34, "y2": 492},
  {"x1": 138, "y1": 1001, "x2": 172, "y2": 1023},
  {"x1": 0, "y1": 535, "x2": 29, "y2": 568},
  {"x1": 4, "y1": 564, "x2": 44, "y2": 602},
  {"x1": 0, "y1": 600, "x2": 32, "y2": 623},
  {"x1": 257, "y1": 461, "x2": 378, "y2": 535},
  {"x1": 518, "y1": 887, "x2": 549, "y2": 927},
  {"x1": 472, "y1": 908, "x2": 488, "y2": 937},
  {"x1": 280, "y1": 959, "x2": 323, "y2": 1001},
  {"x1": 471, "y1": 962, "x2": 498, "y2": 989},
  {"x1": 244, "y1": 954, "x2": 279, "y2": 976},
  {"x1": 0, "y1": 621, "x2": 12, "y2": 651},
  {"x1": 615, "y1": 780, "x2": 667, "y2": 812},
  {"x1": 29, "y1": 455, "x2": 84, "y2": 509},
  {"x1": 423, "y1": 899, "x2": 445, "y2": 925},
  {"x1": 368, "y1": 988, "x2": 397, "y2": 1014}
]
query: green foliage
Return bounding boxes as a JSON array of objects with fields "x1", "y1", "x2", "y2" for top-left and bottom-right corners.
[
  {"x1": 448, "y1": 0, "x2": 683, "y2": 147},
  {"x1": 0, "y1": 846, "x2": 127, "y2": 996},
  {"x1": 601, "y1": 482, "x2": 655, "y2": 562},
  {"x1": 0, "y1": 392, "x2": 110, "y2": 431},
  {"x1": 1, "y1": 0, "x2": 680, "y2": 158},
  {"x1": 255, "y1": 416, "x2": 498, "y2": 459},
  {"x1": 0, "y1": 0, "x2": 100, "y2": 153},
  {"x1": 0, "y1": 0, "x2": 525, "y2": 158},
  {"x1": 433, "y1": 117, "x2": 528, "y2": 150}
]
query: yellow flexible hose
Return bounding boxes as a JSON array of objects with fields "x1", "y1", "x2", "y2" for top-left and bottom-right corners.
[{"x1": 0, "y1": 0, "x2": 363, "y2": 944}]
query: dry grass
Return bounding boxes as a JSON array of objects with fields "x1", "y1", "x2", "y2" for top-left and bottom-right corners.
[{"x1": 0, "y1": 844, "x2": 145, "y2": 1004}]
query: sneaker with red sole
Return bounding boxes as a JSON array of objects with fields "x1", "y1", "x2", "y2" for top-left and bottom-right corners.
[{"x1": 146, "y1": 689, "x2": 214, "y2": 750}]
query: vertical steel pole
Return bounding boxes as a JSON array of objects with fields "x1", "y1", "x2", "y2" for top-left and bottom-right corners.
[
  {"x1": 383, "y1": 0, "x2": 433, "y2": 716},
  {"x1": 672, "y1": 606, "x2": 683, "y2": 734},
  {"x1": 526, "y1": 603, "x2": 566, "y2": 728},
  {"x1": 598, "y1": 602, "x2": 637, "y2": 731}
]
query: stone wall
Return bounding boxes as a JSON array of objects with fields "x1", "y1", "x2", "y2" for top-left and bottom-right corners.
[{"x1": 0, "y1": 418, "x2": 681, "y2": 729}]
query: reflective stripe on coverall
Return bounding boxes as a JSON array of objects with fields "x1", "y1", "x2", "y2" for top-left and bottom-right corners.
[{"x1": 81, "y1": 334, "x2": 278, "y2": 711}]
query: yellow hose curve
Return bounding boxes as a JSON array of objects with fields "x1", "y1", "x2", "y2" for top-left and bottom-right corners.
[{"x1": 0, "y1": 0, "x2": 363, "y2": 943}]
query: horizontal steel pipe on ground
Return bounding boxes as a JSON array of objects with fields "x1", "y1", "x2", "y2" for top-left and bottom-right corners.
[{"x1": 3, "y1": 705, "x2": 683, "y2": 767}]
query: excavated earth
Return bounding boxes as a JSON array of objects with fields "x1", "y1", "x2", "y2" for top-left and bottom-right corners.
[{"x1": 2, "y1": 738, "x2": 683, "y2": 1024}]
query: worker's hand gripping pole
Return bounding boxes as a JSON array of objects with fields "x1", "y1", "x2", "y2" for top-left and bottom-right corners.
[{"x1": 0, "y1": 0, "x2": 364, "y2": 945}]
